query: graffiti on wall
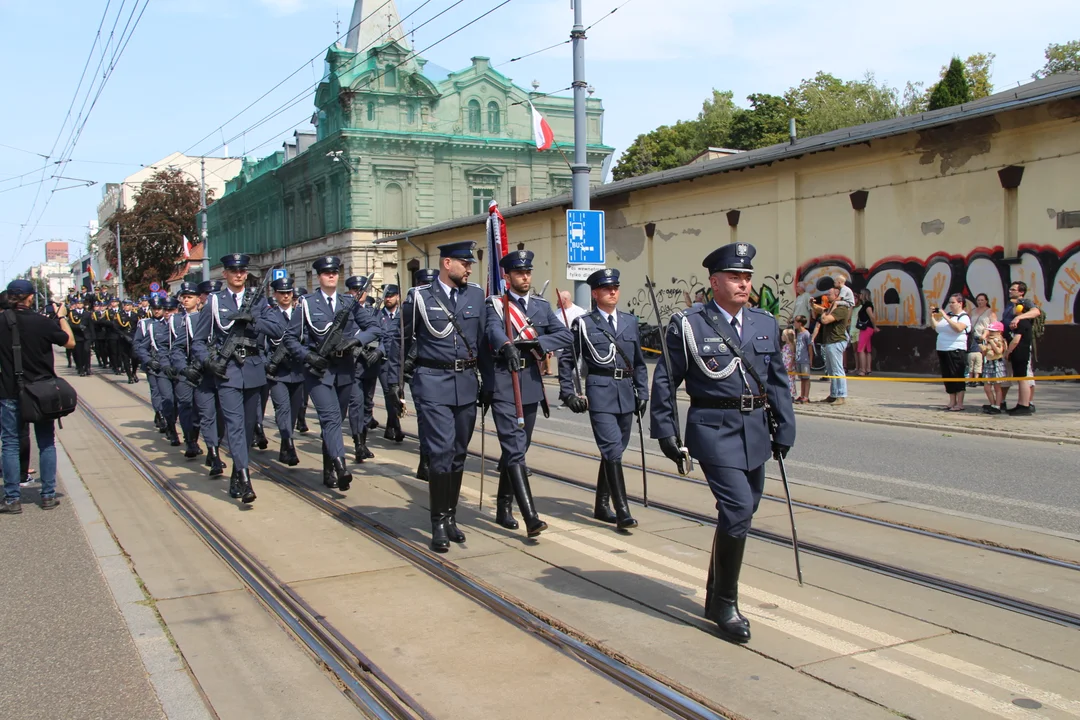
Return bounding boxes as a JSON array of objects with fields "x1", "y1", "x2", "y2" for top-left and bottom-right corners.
[
  {"x1": 627, "y1": 274, "x2": 710, "y2": 324},
  {"x1": 797, "y1": 241, "x2": 1080, "y2": 326},
  {"x1": 750, "y1": 272, "x2": 795, "y2": 323}
]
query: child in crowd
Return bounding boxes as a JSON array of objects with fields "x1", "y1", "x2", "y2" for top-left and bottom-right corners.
[
  {"x1": 792, "y1": 315, "x2": 812, "y2": 403},
  {"x1": 981, "y1": 321, "x2": 1007, "y2": 414},
  {"x1": 833, "y1": 275, "x2": 856, "y2": 307},
  {"x1": 781, "y1": 328, "x2": 797, "y2": 398}
]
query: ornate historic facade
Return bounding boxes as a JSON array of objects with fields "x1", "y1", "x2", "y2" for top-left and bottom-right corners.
[{"x1": 207, "y1": 0, "x2": 612, "y2": 288}]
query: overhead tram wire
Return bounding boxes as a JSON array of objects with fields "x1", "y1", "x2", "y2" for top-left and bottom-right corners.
[
  {"x1": 495, "y1": 0, "x2": 637, "y2": 67},
  {"x1": 17, "y1": 0, "x2": 152, "y2": 252}
]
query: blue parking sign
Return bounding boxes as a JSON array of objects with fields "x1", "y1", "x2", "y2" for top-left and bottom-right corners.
[
  {"x1": 271, "y1": 268, "x2": 287, "y2": 282},
  {"x1": 566, "y1": 210, "x2": 605, "y2": 265}
]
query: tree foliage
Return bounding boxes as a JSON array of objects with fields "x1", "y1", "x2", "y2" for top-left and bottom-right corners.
[
  {"x1": 1033, "y1": 40, "x2": 1080, "y2": 79},
  {"x1": 927, "y1": 57, "x2": 972, "y2": 110},
  {"x1": 103, "y1": 169, "x2": 214, "y2": 296}
]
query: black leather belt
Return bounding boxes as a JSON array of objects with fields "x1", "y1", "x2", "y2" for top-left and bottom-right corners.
[
  {"x1": 591, "y1": 367, "x2": 632, "y2": 380},
  {"x1": 417, "y1": 357, "x2": 477, "y2": 371},
  {"x1": 496, "y1": 354, "x2": 539, "y2": 370},
  {"x1": 690, "y1": 395, "x2": 766, "y2": 411}
]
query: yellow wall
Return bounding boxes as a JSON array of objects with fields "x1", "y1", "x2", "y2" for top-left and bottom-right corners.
[{"x1": 398, "y1": 101, "x2": 1080, "y2": 327}]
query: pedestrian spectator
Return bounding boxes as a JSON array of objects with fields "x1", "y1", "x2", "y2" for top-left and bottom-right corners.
[
  {"x1": 1000, "y1": 281, "x2": 1040, "y2": 415},
  {"x1": 931, "y1": 293, "x2": 971, "y2": 412},
  {"x1": 854, "y1": 289, "x2": 876, "y2": 376},
  {"x1": 791, "y1": 281, "x2": 814, "y2": 327},
  {"x1": 980, "y1": 321, "x2": 1007, "y2": 414},
  {"x1": 816, "y1": 287, "x2": 850, "y2": 405},
  {"x1": 792, "y1": 315, "x2": 812, "y2": 402},
  {"x1": 966, "y1": 293, "x2": 995, "y2": 387},
  {"x1": 549, "y1": 289, "x2": 588, "y2": 374},
  {"x1": 0, "y1": 281, "x2": 76, "y2": 514},
  {"x1": 780, "y1": 328, "x2": 797, "y2": 397}
]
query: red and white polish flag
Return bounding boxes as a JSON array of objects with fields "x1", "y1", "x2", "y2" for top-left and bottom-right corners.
[
  {"x1": 181, "y1": 235, "x2": 191, "y2": 259},
  {"x1": 529, "y1": 102, "x2": 554, "y2": 151}
]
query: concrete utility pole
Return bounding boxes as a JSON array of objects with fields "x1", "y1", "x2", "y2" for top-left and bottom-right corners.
[
  {"x1": 570, "y1": 0, "x2": 591, "y2": 310},
  {"x1": 200, "y1": 157, "x2": 210, "y2": 281},
  {"x1": 115, "y1": 222, "x2": 125, "y2": 301}
]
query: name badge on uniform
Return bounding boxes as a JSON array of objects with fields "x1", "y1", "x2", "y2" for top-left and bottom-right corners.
[
  {"x1": 703, "y1": 337, "x2": 722, "y2": 343},
  {"x1": 756, "y1": 335, "x2": 768, "y2": 340}
]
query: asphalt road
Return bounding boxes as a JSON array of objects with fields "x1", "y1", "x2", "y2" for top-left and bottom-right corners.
[{"x1": 534, "y1": 404, "x2": 1080, "y2": 536}]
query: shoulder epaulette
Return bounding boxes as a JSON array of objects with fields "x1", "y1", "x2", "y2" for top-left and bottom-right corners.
[
  {"x1": 467, "y1": 282, "x2": 482, "y2": 289},
  {"x1": 681, "y1": 304, "x2": 704, "y2": 316},
  {"x1": 748, "y1": 306, "x2": 774, "y2": 318}
]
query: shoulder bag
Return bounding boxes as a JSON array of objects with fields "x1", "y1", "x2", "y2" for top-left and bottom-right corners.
[{"x1": 5, "y1": 310, "x2": 78, "y2": 424}]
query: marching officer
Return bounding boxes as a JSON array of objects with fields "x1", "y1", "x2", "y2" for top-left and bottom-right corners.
[
  {"x1": 401, "y1": 242, "x2": 488, "y2": 552},
  {"x1": 168, "y1": 282, "x2": 203, "y2": 458},
  {"x1": 650, "y1": 243, "x2": 796, "y2": 644},
  {"x1": 193, "y1": 280, "x2": 227, "y2": 477},
  {"x1": 134, "y1": 296, "x2": 179, "y2": 445},
  {"x1": 69, "y1": 296, "x2": 93, "y2": 376},
  {"x1": 265, "y1": 277, "x2": 303, "y2": 466},
  {"x1": 344, "y1": 275, "x2": 378, "y2": 463},
  {"x1": 192, "y1": 254, "x2": 285, "y2": 505},
  {"x1": 483, "y1": 249, "x2": 572, "y2": 537},
  {"x1": 284, "y1": 257, "x2": 380, "y2": 491},
  {"x1": 407, "y1": 268, "x2": 438, "y2": 482},
  {"x1": 106, "y1": 296, "x2": 125, "y2": 376},
  {"x1": 377, "y1": 284, "x2": 405, "y2": 443},
  {"x1": 137, "y1": 296, "x2": 151, "y2": 319},
  {"x1": 93, "y1": 299, "x2": 111, "y2": 369},
  {"x1": 558, "y1": 268, "x2": 647, "y2": 530},
  {"x1": 115, "y1": 299, "x2": 138, "y2": 383}
]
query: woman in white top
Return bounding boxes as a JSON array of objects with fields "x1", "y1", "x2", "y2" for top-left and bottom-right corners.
[
  {"x1": 931, "y1": 293, "x2": 972, "y2": 411},
  {"x1": 965, "y1": 293, "x2": 996, "y2": 385}
]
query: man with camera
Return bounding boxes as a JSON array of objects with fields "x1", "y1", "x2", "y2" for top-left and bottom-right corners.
[{"x1": 0, "y1": 280, "x2": 76, "y2": 514}]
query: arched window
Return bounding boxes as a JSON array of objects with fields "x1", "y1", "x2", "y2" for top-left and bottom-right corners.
[
  {"x1": 367, "y1": 102, "x2": 375, "y2": 122},
  {"x1": 487, "y1": 102, "x2": 500, "y2": 133},
  {"x1": 406, "y1": 104, "x2": 416, "y2": 125},
  {"x1": 384, "y1": 64, "x2": 397, "y2": 88},
  {"x1": 467, "y1": 100, "x2": 481, "y2": 133}
]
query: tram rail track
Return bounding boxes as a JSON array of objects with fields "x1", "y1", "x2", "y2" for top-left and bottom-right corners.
[{"x1": 93, "y1": 375, "x2": 734, "y2": 720}]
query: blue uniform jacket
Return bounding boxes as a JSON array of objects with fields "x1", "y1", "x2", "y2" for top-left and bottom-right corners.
[
  {"x1": 376, "y1": 306, "x2": 402, "y2": 386},
  {"x1": 483, "y1": 293, "x2": 572, "y2": 405},
  {"x1": 402, "y1": 281, "x2": 487, "y2": 407},
  {"x1": 133, "y1": 316, "x2": 171, "y2": 376},
  {"x1": 191, "y1": 288, "x2": 284, "y2": 390},
  {"x1": 283, "y1": 291, "x2": 379, "y2": 388},
  {"x1": 558, "y1": 310, "x2": 648, "y2": 415},
  {"x1": 267, "y1": 306, "x2": 305, "y2": 384},
  {"x1": 168, "y1": 311, "x2": 196, "y2": 371},
  {"x1": 649, "y1": 304, "x2": 796, "y2": 470}
]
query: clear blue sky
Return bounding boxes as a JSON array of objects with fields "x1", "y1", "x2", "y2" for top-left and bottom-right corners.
[{"x1": 2, "y1": 0, "x2": 1078, "y2": 285}]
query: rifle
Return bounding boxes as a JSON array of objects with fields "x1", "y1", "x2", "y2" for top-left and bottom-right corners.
[
  {"x1": 645, "y1": 275, "x2": 692, "y2": 476},
  {"x1": 306, "y1": 300, "x2": 357, "y2": 377},
  {"x1": 207, "y1": 269, "x2": 276, "y2": 378},
  {"x1": 266, "y1": 339, "x2": 290, "y2": 377}
]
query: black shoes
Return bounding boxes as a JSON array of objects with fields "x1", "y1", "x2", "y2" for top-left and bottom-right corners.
[
  {"x1": 507, "y1": 464, "x2": 547, "y2": 537},
  {"x1": 367, "y1": 417, "x2": 380, "y2": 430},
  {"x1": 183, "y1": 437, "x2": 202, "y2": 458},
  {"x1": 253, "y1": 424, "x2": 269, "y2": 450},
  {"x1": 207, "y1": 446, "x2": 226, "y2": 478},
  {"x1": 495, "y1": 467, "x2": 519, "y2": 529},
  {"x1": 332, "y1": 456, "x2": 352, "y2": 492},
  {"x1": 415, "y1": 451, "x2": 429, "y2": 482},
  {"x1": 1007, "y1": 404, "x2": 1033, "y2": 416},
  {"x1": 428, "y1": 471, "x2": 452, "y2": 553},
  {"x1": 166, "y1": 426, "x2": 181, "y2": 447},
  {"x1": 295, "y1": 418, "x2": 309, "y2": 434},
  {"x1": 446, "y1": 470, "x2": 466, "y2": 543},
  {"x1": 360, "y1": 429, "x2": 374, "y2": 459},
  {"x1": 278, "y1": 438, "x2": 300, "y2": 466},
  {"x1": 352, "y1": 433, "x2": 371, "y2": 464},
  {"x1": 41, "y1": 497, "x2": 60, "y2": 510},
  {"x1": 602, "y1": 460, "x2": 638, "y2": 530},
  {"x1": 236, "y1": 468, "x2": 256, "y2": 504},
  {"x1": 0, "y1": 500, "x2": 22, "y2": 514},
  {"x1": 228, "y1": 468, "x2": 242, "y2": 498},
  {"x1": 592, "y1": 463, "x2": 617, "y2": 524},
  {"x1": 322, "y1": 444, "x2": 337, "y2": 489},
  {"x1": 705, "y1": 530, "x2": 751, "y2": 643},
  {"x1": 383, "y1": 419, "x2": 404, "y2": 443}
]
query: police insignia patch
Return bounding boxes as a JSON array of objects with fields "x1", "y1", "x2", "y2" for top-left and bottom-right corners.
[
  {"x1": 736, "y1": 243, "x2": 749, "y2": 257},
  {"x1": 719, "y1": 343, "x2": 728, "y2": 352},
  {"x1": 702, "y1": 345, "x2": 710, "y2": 352}
]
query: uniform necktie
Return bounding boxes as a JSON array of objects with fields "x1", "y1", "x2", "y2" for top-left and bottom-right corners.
[
  {"x1": 233, "y1": 292, "x2": 240, "y2": 307},
  {"x1": 607, "y1": 313, "x2": 616, "y2": 333},
  {"x1": 731, "y1": 316, "x2": 740, "y2": 339},
  {"x1": 517, "y1": 296, "x2": 528, "y2": 314},
  {"x1": 328, "y1": 295, "x2": 335, "y2": 313},
  {"x1": 449, "y1": 288, "x2": 458, "y2": 308}
]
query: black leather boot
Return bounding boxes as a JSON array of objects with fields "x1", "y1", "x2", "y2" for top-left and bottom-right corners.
[
  {"x1": 495, "y1": 467, "x2": 518, "y2": 529},
  {"x1": 705, "y1": 530, "x2": 751, "y2": 643},
  {"x1": 228, "y1": 467, "x2": 242, "y2": 498},
  {"x1": 352, "y1": 434, "x2": 364, "y2": 464},
  {"x1": 322, "y1": 442, "x2": 337, "y2": 489},
  {"x1": 207, "y1": 446, "x2": 226, "y2": 477},
  {"x1": 384, "y1": 417, "x2": 404, "y2": 443},
  {"x1": 295, "y1": 416, "x2": 309, "y2": 433},
  {"x1": 428, "y1": 471, "x2": 451, "y2": 553},
  {"x1": 277, "y1": 439, "x2": 291, "y2": 464},
  {"x1": 332, "y1": 456, "x2": 352, "y2": 492},
  {"x1": 279, "y1": 438, "x2": 299, "y2": 466},
  {"x1": 253, "y1": 424, "x2": 268, "y2": 450},
  {"x1": 360, "y1": 429, "x2": 374, "y2": 459},
  {"x1": 507, "y1": 464, "x2": 547, "y2": 537},
  {"x1": 592, "y1": 463, "x2": 617, "y2": 523},
  {"x1": 415, "y1": 451, "x2": 429, "y2": 481},
  {"x1": 183, "y1": 433, "x2": 201, "y2": 458},
  {"x1": 167, "y1": 425, "x2": 181, "y2": 447},
  {"x1": 236, "y1": 468, "x2": 256, "y2": 504},
  {"x1": 367, "y1": 417, "x2": 380, "y2": 430},
  {"x1": 445, "y1": 469, "x2": 466, "y2": 543},
  {"x1": 603, "y1": 460, "x2": 638, "y2": 530},
  {"x1": 154, "y1": 412, "x2": 165, "y2": 432}
]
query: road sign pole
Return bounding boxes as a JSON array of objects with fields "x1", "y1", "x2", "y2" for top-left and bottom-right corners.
[
  {"x1": 200, "y1": 157, "x2": 210, "y2": 281},
  {"x1": 570, "y1": 0, "x2": 591, "y2": 310},
  {"x1": 115, "y1": 222, "x2": 125, "y2": 302}
]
